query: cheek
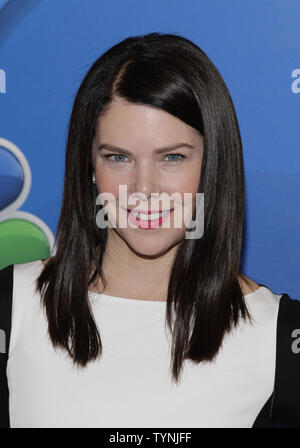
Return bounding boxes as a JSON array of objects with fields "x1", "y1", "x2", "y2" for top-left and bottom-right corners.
[
  {"x1": 96, "y1": 173, "x2": 120, "y2": 199},
  {"x1": 168, "y1": 171, "x2": 201, "y2": 219},
  {"x1": 167, "y1": 173, "x2": 201, "y2": 199},
  {"x1": 177, "y1": 178, "x2": 199, "y2": 194}
]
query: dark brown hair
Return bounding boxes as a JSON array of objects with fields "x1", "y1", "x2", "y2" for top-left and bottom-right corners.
[{"x1": 35, "y1": 32, "x2": 252, "y2": 384}]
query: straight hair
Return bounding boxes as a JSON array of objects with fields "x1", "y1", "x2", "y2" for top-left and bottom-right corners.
[{"x1": 35, "y1": 32, "x2": 253, "y2": 385}]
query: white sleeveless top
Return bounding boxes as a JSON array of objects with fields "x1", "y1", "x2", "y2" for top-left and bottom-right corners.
[{"x1": 7, "y1": 259, "x2": 282, "y2": 428}]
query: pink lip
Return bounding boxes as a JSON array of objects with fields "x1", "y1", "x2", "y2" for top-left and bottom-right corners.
[{"x1": 126, "y1": 209, "x2": 173, "y2": 229}]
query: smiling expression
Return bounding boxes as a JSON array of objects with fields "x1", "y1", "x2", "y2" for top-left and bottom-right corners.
[{"x1": 91, "y1": 96, "x2": 203, "y2": 256}]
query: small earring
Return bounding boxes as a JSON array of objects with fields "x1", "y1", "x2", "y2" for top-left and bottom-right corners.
[{"x1": 92, "y1": 173, "x2": 96, "y2": 184}]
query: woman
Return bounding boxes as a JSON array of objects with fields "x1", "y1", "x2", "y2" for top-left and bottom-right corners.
[{"x1": 1, "y1": 32, "x2": 299, "y2": 428}]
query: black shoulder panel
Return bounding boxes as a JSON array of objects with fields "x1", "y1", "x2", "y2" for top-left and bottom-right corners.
[
  {"x1": 0, "y1": 264, "x2": 13, "y2": 428},
  {"x1": 271, "y1": 294, "x2": 300, "y2": 427}
]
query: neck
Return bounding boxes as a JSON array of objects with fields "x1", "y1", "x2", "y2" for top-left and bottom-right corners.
[{"x1": 91, "y1": 229, "x2": 179, "y2": 301}]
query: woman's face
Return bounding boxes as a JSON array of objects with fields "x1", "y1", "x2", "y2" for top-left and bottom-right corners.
[{"x1": 91, "y1": 96, "x2": 203, "y2": 257}]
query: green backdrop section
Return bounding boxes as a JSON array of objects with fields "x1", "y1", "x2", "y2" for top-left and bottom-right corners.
[{"x1": 0, "y1": 218, "x2": 50, "y2": 269}]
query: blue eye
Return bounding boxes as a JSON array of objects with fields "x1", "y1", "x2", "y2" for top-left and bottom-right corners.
[
  {"x1": 104, "y1": 154, "x2": 128, "y2": 163},
  {"x1": 103, "y1": 153, "x2": 185, "y2": 163},
  {"x1": 165, "y1": 154, "x2": 185, "y2": 162}
]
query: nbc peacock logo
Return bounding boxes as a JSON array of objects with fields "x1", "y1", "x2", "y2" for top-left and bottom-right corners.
[{"x1": 0, "y1": 137, "x2": 55, "y2": 269}]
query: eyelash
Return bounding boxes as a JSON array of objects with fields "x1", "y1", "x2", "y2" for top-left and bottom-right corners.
[{"x1": 103, "y1": 154, "x2": 186, "y2": 163}]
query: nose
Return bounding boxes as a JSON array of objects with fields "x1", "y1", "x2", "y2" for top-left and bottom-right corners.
[{"x1": 130, "y1": 160, "x2": 158, "y2": 201}]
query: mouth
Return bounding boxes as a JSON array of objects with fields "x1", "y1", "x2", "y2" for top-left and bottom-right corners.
[
  {"x1": 126, "y1": 209, "x2": 173, "y2": 221},
  {"x1": 125, "y1": 208, "x2": 174, "y2": 229}
]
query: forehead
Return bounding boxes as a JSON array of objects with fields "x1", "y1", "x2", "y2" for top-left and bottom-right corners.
[{"x1": 94, "y1": 97, "x2": 202, "y2": 148}]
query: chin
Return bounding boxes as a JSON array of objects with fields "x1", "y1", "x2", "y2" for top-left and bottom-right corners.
[{"x1": 120, "y1": 230, "x2": 181, "y2": 258}]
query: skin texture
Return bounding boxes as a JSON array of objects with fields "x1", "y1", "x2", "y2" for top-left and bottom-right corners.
[{"x1": 44, "y1": 96, "x2": 260, "y2": 301}]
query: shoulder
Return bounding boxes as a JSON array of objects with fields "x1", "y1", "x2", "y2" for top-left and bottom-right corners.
[
  {"x1": 265, "y1": 293, "x2": 300, "y2": 428},
  {"x1": 1, "y1": 259, "x2": 43, "y2": 282},
  {"x1": 238, "y1": 272, "x2": 297, "y2": 309},
  {"x1": 0, "y1": 259, "x2": 46, "y2": 356},
  {"x1": 238, "y1": 273, "x2": 284, "y2": 327},
  {"x1": 13, "y1": 259, "x2": 44, "y2": 284},
  {"x1": 1, "y1": 259, "x2": 45, "y2": 303},
  {"x1": 276, "y1": 292, "x2": 300, "y2": 327},
  {"x1": 238, "y1": 272, "x2": 260, "y2": 296}
]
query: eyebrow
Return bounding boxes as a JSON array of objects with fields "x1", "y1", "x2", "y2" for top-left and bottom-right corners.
[{"x1": 97, "y1": 143, "x2": 194, "y2": 155}]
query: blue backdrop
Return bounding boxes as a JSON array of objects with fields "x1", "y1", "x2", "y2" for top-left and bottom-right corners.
[{"x1": 0, "y1": 0, "x2": 299, "y2": 299}]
